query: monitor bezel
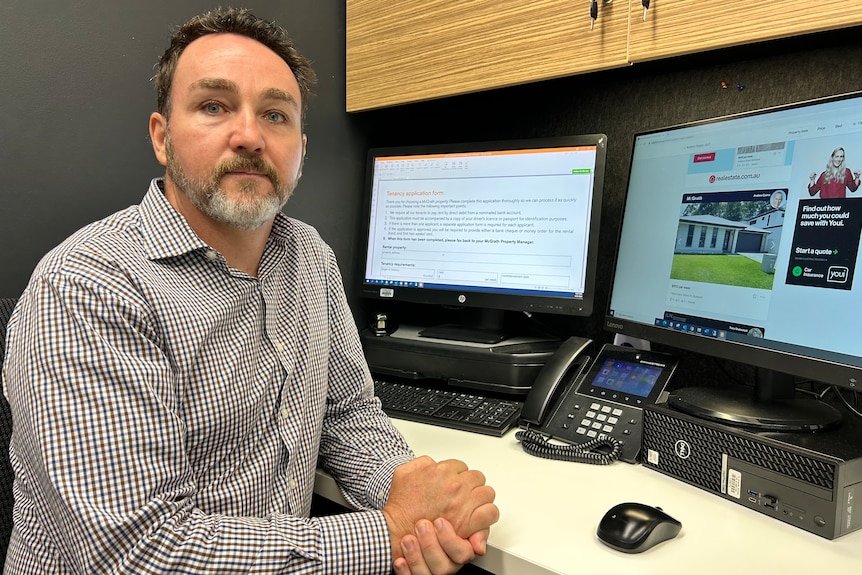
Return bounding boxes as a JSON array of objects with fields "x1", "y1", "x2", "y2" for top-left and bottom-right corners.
[
  {"x1": 358, "y1": 134, "x2": 608, "y2": 318},
  {"x1": 604, "y1": 90, "x2": 862, "y2": 394}
]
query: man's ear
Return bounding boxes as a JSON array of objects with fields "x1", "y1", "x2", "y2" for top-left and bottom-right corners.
[
  {"x1": 149, "y1": 112, "x2": 168, "y2": 167},
  {"x1": 298, "y1": 134, "x2": 308, "y2": 179}
]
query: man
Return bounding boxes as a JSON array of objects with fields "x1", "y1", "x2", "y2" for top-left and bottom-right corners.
[
  {"x1": 770, "y1": 190, "x2": 785, "y2": 209},
  {"x1": 2, "y1": 7, "x2": 497, "y2": 574}
]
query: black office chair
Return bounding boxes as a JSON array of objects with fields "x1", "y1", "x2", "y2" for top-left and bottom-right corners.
[{"x1": 0, "y1": 297, "x2": 18, "y2": 565}]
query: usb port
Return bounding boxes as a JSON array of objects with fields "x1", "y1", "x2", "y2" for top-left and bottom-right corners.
[{"x1": 748, "y1": 489, "x2": 759, "y2": 496}]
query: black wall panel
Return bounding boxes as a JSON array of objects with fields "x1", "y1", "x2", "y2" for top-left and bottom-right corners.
[{"x1": 0, "y1": 0, "x2": 364, "y2": 301}]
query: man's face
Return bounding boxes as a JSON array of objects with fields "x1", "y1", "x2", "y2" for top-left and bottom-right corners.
[{"x1": 151, "y1": 33, "x2": 307, "y2": 230}]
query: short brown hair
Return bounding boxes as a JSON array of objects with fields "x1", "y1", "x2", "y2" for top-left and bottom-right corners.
[{"x1": 153, "y1": 7, "x2": 317, "y2": 125}]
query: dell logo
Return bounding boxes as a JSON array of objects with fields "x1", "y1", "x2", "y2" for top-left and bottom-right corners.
[{"x1": 674, "y1": 440, "x2": 692, "y2": 459}]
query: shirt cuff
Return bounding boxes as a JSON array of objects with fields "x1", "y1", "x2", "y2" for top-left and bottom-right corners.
[
  {"x1": 366, "y1": 453, "x2": 414, "y2": 509},
  {"x1": 316, "y1": 509, "x2": 393, "y2": 575}
]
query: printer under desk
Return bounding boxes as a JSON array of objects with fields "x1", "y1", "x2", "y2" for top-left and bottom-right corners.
[{"x1": 361, "y1": 324, "x2": 563, "y2": 396}]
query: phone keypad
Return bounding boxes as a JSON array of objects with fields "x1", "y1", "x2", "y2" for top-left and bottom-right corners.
[
  {"x1": 564, "y1": 402, "x2": 633, "y2": 439},
  {"x1": 542, "y1": 392, "x2": 646, "y2": 463}
]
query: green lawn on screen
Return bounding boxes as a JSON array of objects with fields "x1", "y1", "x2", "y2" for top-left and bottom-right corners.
[{"x1": 670, "y1": 254, "x2": 775, "y2": 289}]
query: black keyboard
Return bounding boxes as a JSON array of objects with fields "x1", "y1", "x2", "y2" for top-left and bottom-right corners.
[{"x1": 373, "y1": 377, "x2": 523, "y2": 437}]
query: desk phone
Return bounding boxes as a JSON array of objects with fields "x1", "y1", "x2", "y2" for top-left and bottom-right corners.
[{"x1": 517, "y1": 339, "x2": 678, "y2": 463}]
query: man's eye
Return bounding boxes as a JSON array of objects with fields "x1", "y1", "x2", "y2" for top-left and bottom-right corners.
[
  {"x1": 203, "y1": 102, "x2": 223, "y2": 114},
  {"x1": 265, "y1": 111, "x2": 287, "y2": 124}
]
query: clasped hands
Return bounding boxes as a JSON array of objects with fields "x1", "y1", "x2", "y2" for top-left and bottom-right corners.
[{"x1": 383, "y1": 456, "x2": 499, "y2": 575}]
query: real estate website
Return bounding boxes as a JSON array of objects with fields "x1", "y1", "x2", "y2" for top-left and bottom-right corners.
[{"x1": 610, "y1": 96, "x2": 862, "y2": 358}]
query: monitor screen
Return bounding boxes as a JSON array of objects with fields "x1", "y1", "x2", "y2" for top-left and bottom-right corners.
[
  {"x1": 360, "y1": 135, "x2": 607, "y2": 343},
  {"x1": 606, "y1": 91, "x2": 862, "y2": 431}
]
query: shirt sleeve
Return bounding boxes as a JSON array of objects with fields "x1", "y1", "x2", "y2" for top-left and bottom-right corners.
[
  {"x1": 4, "y1": 273, "x2": 394, "y2": 574},
  {"x1": 845, "y1": 168, "x2": 860, "y2": 193},
  {"x1": 809, "y1": 172, "x2": 824, "y2": 195},
  {"x1": 316, "y1": 248, "x2": 414, "y2": 511}
]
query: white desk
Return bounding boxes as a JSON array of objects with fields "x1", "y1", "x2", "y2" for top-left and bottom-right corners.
[{"x1": 315, "y1": 420, "x2": 862, "y2": 574}]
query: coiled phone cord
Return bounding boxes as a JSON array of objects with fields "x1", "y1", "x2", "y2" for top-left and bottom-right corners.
[{"x1": 515, "y1": 429, "x2": 623, "y2": 465}]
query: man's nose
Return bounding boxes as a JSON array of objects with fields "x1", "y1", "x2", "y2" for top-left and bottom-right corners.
[{"x1": 229, "y1": 110, "x2": 265, "y2": 154}]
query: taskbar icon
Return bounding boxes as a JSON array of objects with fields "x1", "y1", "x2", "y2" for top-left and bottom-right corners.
[
  {"x1": 656, "y1": 318, "x2": 726, "y2": 339},
  {"x1": 366, "y1": 278, "x2": 424, "y2": 288}
]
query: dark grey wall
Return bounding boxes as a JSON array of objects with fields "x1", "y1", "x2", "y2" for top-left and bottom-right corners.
[{"x1": 0, "y1": 0, "x2": 365, "y2": 301}]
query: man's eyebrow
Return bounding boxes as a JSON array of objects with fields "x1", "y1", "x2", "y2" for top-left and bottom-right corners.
[
  {"x1": 263, "y1": 87, "x2": 299, "y2": 108},
  {"x1": 190, "y1": 78, "x2": 239, "y2": 93},
  {"x1": 188, "y1": 80, "x2": 299, "y2": 109}
]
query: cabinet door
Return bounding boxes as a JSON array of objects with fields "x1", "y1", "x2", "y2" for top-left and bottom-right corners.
[
  {"x1": 347, "y1": 0, "x2": 629, "y2": 112},
  {"x1": 628, "y1": 0, "x2": 862, "y2": 63}
]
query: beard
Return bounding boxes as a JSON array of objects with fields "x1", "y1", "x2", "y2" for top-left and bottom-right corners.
[{"x1": 164, "y1": 131, "x2": 299, "y2": 230}]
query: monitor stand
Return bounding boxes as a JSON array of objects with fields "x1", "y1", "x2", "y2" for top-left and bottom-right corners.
[
  {"x1": 418, "y1": 308, "x2": 508, "y2": 344},
  {"x1": 668, "y1": 367, "x2": 843, "y2": 432}
]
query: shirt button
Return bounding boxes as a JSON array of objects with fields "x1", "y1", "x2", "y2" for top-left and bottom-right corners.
[
  {"x1": 275, "y1": 342, "x2": 284, "y2": 352},
  {"x1": 281, "y1": 407, "x2": 290, "y2": 419},
  {"x1": 289, "y1": 479, "x2": 297, "y2": 489},
  {"x1": 377, "y1": 490, "x2": 386, "y2": 501},
  {"x1": 205, "y1": 250, "x2": 218, "y2": 260}
]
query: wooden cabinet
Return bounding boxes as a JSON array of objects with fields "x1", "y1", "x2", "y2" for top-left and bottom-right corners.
[
  {"x1": 347, "y1": 0, "x2": 862, "y2": 112},
  {"x1": 628, "y1": 0, "x2": 862, "y2": 63},
  {"x1": 346, "y1": 0, "x2": 629, "y2": 112}
]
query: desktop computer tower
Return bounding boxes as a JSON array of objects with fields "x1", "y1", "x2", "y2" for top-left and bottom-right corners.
[{"x1": 641, "y1": 400, "x2": 862, "y2": 539}]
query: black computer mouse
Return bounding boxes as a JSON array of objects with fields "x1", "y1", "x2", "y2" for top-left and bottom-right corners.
[{"x1": 596, "y1": 502, "x2": 682, "y2": 553}]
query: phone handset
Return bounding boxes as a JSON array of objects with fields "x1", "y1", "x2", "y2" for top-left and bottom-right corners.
[
  {"x1": 517, "y1": 336, "x2": 625, "y2": 465},
  {"x1": 518, "y1": 343, "x2": 679, "y2": 465},
  {"x1": 520, "y1": 335, "x2": 593, "y2": 426}
]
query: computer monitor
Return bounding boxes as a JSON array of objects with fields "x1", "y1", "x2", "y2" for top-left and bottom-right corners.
[
  {"x1": 606, "y1": 91, "x2": 862, "y2": 432},
  {"x1": 359, "y1": 134, "x2": 607, "y2": 343}
]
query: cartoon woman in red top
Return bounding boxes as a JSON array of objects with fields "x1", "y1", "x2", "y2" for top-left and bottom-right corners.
[{"x1": 808, "y1": 147, "x2": 861, "y2": 198}]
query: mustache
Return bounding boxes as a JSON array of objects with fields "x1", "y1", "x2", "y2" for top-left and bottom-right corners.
[{"x1": 215, "y1": 156, "x2": 280, "y2": 187}]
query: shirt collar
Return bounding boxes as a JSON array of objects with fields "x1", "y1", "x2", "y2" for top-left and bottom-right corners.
[{"x1": 139, "y1": 178, "x2": 293, "y2": 261}]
